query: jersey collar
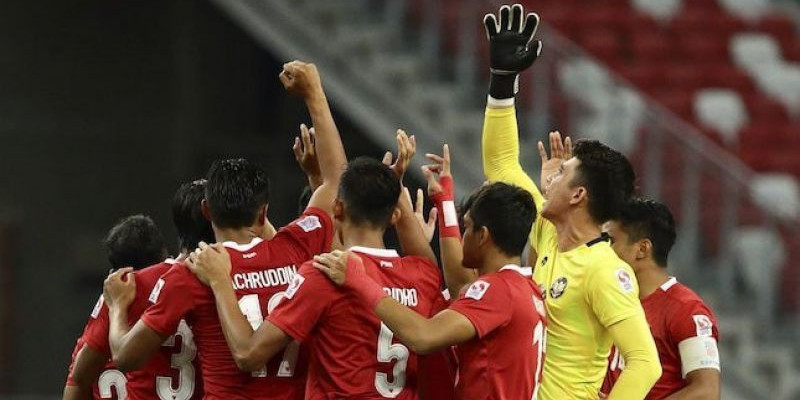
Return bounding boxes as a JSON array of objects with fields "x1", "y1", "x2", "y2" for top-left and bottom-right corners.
[
  {"x1": 660, "y1": 276, "x2": 678, "y2": 292},
  {"x1": 222, "y1": 237, "x2": 263, "y2": 252},
  {"x1": 349, "y1": 246, "x2": 399, "y2": 258},
  {"x1": 499, "y1": 264, "x2": 533, "y2": 277}
]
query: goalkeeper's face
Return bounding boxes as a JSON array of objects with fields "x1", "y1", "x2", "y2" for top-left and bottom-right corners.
[{"x1": 541, "y1": 157, "x2": 582, "y2": 220}]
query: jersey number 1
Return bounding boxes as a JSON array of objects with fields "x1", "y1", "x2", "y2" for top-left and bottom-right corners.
[{"x1": 238, "y1": 293, "x2": 300, "y2": 377}]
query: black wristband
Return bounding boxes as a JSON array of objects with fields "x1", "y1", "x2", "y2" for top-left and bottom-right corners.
[{"x1": 489, "y1": 73, "x2": 518, "y2": 99}]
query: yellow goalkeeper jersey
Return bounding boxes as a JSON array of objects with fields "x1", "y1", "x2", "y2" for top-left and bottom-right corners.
[{"x1": 482, "y1": 105, "x2": 649, "y2": 400}]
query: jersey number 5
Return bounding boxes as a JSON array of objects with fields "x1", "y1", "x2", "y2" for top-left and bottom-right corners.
[{"x1": 375, "y1": 323, "x2": 409, "y2": 398}]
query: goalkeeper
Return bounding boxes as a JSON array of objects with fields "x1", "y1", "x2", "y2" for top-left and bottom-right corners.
[{"x1": 477, "y1": 4, "x2": 661, "y2": 400}]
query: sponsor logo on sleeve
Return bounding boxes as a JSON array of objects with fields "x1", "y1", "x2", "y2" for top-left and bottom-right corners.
[
  {"x1": 465, "y1": 280, "x2": 491, "y2": 300},
  {"x1": 540, "y1": 256, "x2": 548, "y2": 267},
  {"x1": 149, "y1": 278, "x2": 165, "y2": 304},
  {"x1": 91, "y1": 295, "x2": 104, "y2": 318},
  {"x1": 285, "y1": 274, "x2": 306, "y2": 299},
  {"x1": 549, "y1": 277, "x2": 568, "y2": 299},
  {"x1": 616, "y1": 269, "x2": 634, "y2": 294},
  {"x1": 296, "y1": 215, "x2": 322, "y2": 232},
  {"x1": 693, "y1": 315, "x2": 713, "y2": 337}
]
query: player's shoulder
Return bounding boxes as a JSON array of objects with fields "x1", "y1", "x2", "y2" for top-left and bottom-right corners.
[
  {"x1": 460, "y1": 271, "x2": 514, "y2": 301},
  {"x1": 134, "y1": 259, "x2": 175, "y2": 284},
  {"x1": 289, "y1": 207, "x2": 332, "y2": 233},
  {"x1": 663, "y1": 280, "x2": 716, "y2": 315}
]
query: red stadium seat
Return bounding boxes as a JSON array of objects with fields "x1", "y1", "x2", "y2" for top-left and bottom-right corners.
[
  {"x1": 577, "y1": 29, "x2": 622, "y2": 62},
  {"x1": 631, "y1": 31, "x2": 671, "y2": 62}
]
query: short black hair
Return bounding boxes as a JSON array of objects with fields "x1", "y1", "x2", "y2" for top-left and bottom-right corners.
[
  {"x1": 462, "y1": 182, "x2": 536, "y2": 257},
  {"x1": 205, "y1": 158, "x2": 270, "y2": 229},
  {"x1": 338, "y1": 157, "x2": 401, "y2": 229},
  {"x1": 617, "y1": 198, "x2": 676, "y2": 267},
  {"x1": 571, "y1": 139, "x2": 635, "y2": 223},
  {"x1": 173, "y1": 179, "x2": 216, "y2": 252},
  {"x1": 103, "y1": 214, "x2": 167, "y2": 269}
]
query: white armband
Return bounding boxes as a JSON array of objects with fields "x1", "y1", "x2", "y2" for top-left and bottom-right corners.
[
  {"x1": 678, "y1": 336, "x2": 720, "y2": 377},
  {"x1": 487, "y1": 95, "x2": 514, "y2": 108}
]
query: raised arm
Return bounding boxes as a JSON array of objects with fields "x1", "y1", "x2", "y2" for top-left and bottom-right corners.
[
  {"x1": 481, "y1": 4, "x2": 544, "y2": 207},
  {"x1": 423, "y1": 144, "x2": 476, "y2": 298},
  {"x1": 63, "y1": 344, "x2": 106, "y2": 400},
  {"x1": 280, "y1": 61, "x2": 347, "y2": 216},
  {"x1": 186, "y1": 243, "x2": 291, "y2": 371},
  {"x1": 384, "y1": 130, "x2": 437, "y2": 264}
]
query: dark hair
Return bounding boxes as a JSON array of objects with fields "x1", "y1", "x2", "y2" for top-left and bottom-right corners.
[
  {"x1": 571, "y1": 139, "x2": 635, "y2": 223},
  {"x1": 617, "y1": 198, "x2": 676, "y2": 267},
  {"x1": 298, "y1": 185, "x2": 313, "y2": 215},
  {"x1": 205, "y1": 158, "x2": 270, "y2": 229},
  {"x1": 173, "y1": 179, "x2": 216, "y2": 252},
  {"x1": 462, "y1": 182, "x2": 536, "y2": 257},
  {"x1": 338, "y1": 157, "x2": 401, "y2": 228},
  {"x1": 103, "y1": 215, "x2": 167, "y2": 269}
]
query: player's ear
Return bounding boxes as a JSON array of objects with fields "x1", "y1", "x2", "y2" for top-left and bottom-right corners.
[
  {"x1": 478, "y1": 226, "x2": 491, "y2": 247},
  {"x1": 256, "y1": 204, "x2": 268, "y2": 227},
  {"x1": 637, "y1": 238, "x2": 652, "y2": 261},
  {"x1": 570, "y1": 186, "x2": 587, "y2": 206},
  {"x1": 389, "y1": 206, "x2": 401, "y2": 226},
  {"x1": 333, "y1": 197, "x2": 345, "y2": 221},
  {"x1": 201, "y1": 199, "x2": 212, "y2": 222}
]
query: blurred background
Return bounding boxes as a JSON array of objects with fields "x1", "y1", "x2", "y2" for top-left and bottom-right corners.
[{"x1": 0, "y1": 0, "x2": 798, "y2": 399}]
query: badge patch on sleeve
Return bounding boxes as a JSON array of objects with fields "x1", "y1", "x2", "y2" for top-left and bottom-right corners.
[
  {"x1": 692, "y1": 315, "x2": 713, "y2": 337},
  {"x1": 149, "y1": 278, "x2": 165, "y2": 304},
  {"x1": 465, "y1": 280, "x2": 491, "y2": 300},
  {"x1": 285, "y1": 274, "x2": 306, "y2": 299},
  {"x1": 616, "y1": 269, "x2": 634, "y2": 293},
  {"x1": 296, "y1": 215, "x2": 322, "y2": 232}
]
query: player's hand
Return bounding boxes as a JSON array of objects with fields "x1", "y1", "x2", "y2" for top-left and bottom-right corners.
[
  {"x1": 484, "y1": 4, "x2": 542, "y2": 75},
  {"x1": 186, "y1": 242, "x2": 232, "y2": 288},
  {"x1": 537, "y1": 131, "x2": 572, "y2": 194},
  {"x1": 382, "y1": 130, "x2": 416, "y2": 181},
  {"x1": 313, "y1": 250, "x2": 349, "y2": 286},
  {"x1": 421, "y1": 144, "x2": 452, "y2": 197},
  {"x1": 279, "y1": 61, "x2": 323, "y2": 99},
  {"x1": 403, "y1": 187, "x2": 437, "y2": 243},
  {"x1": 103, "y1": 267, "x2": 136, "y2": 310},
  {"x1": 293, "y1": 123, "x2": 322, "y2": 189}
]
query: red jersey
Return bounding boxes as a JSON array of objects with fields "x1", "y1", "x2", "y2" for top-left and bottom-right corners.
[
  {"x1": 603, "y1": 277, "x2": 721, "y2": 400},
  {"x1": 268, "y1": 246, "x2": 445, "y2": 400},
  {"x1": 448, "y1": 265, "x2": 547, "y2": 400},
  {"x1": 66, "y1": 260, "x2": 202, "y2": 400},
  {"x1": 417, "y1": 291, "x2": 457, "y2": 400},
  {"x1": 66, "y1": 336, "x2": 122, "y2": 400},
  {"x1": 140, "y1": 208, "x2": 333, "y2": 400}
]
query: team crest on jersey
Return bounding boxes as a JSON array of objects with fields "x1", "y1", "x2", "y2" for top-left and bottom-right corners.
[
  {"x1": 465, "y1": 280, "x2": 490, "y2": 300},
  {"x1": 616, "y1": 269, "x2": 634, "y2": 294},
  {"x1": 550, "y1": 277, "x2": 567, "y2": 299},
  {"x1": 285, "y1": 274, "x2": 305, "y2": 299},
  {"x1": 91, "y1": 295, "x2": 104, "y2": 318},
  {"x1": 693, "y1": 315, "x2": 713, "y2": 337},
  {"x1": 296, "y1": 215, "x2": 322, "y2": 232},
  {"x1": 149, "y1": 278, "x2": 165, "y2": 303}
]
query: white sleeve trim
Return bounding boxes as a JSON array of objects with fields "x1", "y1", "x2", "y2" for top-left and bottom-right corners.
[
  {"x1": 487, "y1": 95, "x2": 515, "y2": 108},
  {"x1": 678, "y1": 336, "x2": 720, "y2": 377}
]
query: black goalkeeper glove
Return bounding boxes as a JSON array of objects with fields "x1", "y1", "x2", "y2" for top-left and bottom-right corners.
[{"x1": 484, "y1": 4, "x2": 543, "y2": 100}]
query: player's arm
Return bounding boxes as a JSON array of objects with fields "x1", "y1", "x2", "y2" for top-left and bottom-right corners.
[
  {"x1": 480, "y1": 5, "x2": 543, "y2": 205},
  {"x1": 280, "y1": 61, "x2": 347, "y2": 217},
  {"x1": 186, "y1": 243, "x2": 292, "y2": 371},
  {"x1": 103, "y1": 268, "x2": 168, "y2": 371},
  {"x1": 314, "y1": 251, "x2": 477, "y2": 354},
  {"x1": 292, "y1": 123, "x2": 323, "y2": 191},
  {"x1": 661, "y1": 369, "x2": 720, "y2": 400},
  {"x1": 422, "y1": 144, "x2": 475, "y2": 297},
  {"x1": 63, "y1": 344, "x2": 106, "y2": 400},
  {"x1": 383, "y1": 130, "x2": 438, "y2": 264},
  {"x1": 606, "y1": 314, "x2": 662, "y2": 400}
]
